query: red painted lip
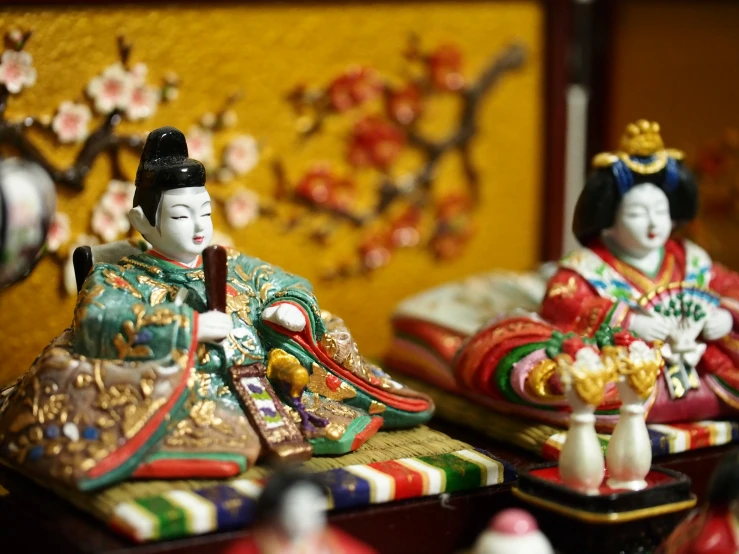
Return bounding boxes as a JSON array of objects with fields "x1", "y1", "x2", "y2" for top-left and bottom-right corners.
[
  {"x1": 193, "y1": 236, "x2": 204, "y2": 244},
  {"x1": 648, "y1": 232, "x2": 656, "y2": 239}
]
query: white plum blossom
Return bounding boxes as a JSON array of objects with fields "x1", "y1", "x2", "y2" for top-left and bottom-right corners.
[
  {"x1": 224, "y1": 135, "x2": 259, "y2": 176},
  {"x1": 63, "y1": 234, "x2": 100, "y2": 296},
  {"x1": 126, "y1": 83, "x2": 159, "y2": 121},
  {"x1": 225, "y1": 188, "x2": 260, "y2": 228},
  {"x1": 0, "y1": 50, "x2": 37, "y2": 94},
  {"x1": 91, "y1": 180, "x2": 135, "y2": 243},
  {"x1": 186, "y1": 126, "x2": 214, "y2": 166},
  {"x1": 99, "y1": 180, "x2": 135, "y2": 216},
  {"x1": 91, "y1": 204, "x2": 130, "y2": 243},
  {"x1": 86, "y1": 63, "x2": 134, "y2": 114},
  {"x1": 51, "y1": 101, "x2": 92, "y2": 143},
  {"x1": 46, "y1": 212, "x2": 71, "y2": 253}
]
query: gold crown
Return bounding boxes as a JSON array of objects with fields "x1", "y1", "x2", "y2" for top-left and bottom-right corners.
[
  {"x1": 592, "y1": 119, "x2": 684, "y2": 174},
  {"x1": 621, "y1": 119, "x2": 664, "y2": 156}
]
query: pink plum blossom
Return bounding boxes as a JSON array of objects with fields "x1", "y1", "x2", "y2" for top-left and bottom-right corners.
[
  {"x1": 0, "y1": 50, "x2": 37, "y2": 94},
  {"x1": 51, "y1": 101, "x2": 92, "y2": 143},
  {"x1": 126, "y1": 83, "x2": 158, "y2": 121},
  {"x1": 225, "y1": 188, "x2": 260, "y2": 228},
  {"x1": 91, "y1": 204, "x2": 130, "y2": 243},
  {"x1": 224, "y1": 135, "x2": 259, "y2": 176},
  {"x1": 99, "y1": 180, "x2": 135, "y2": 216},
  {"x1": 86, "y1": 63, "x2": 134, "y2": 114}
]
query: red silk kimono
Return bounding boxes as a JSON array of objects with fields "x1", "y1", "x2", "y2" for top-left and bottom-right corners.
[{"x1": 453, "y1": 239, "x2": 739, "y2": 426}]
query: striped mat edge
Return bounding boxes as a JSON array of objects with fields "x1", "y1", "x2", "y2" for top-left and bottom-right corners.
[
  {"x1": 540, "y1": 420, "x2": 739, "y2": 460},
  {"x1": 109, "y1": 447, "x2": 516, "y2": 543}
]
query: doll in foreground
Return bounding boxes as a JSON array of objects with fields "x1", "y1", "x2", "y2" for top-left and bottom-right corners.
[
  {"x1": 472, "y1": 509, "x2": 553, "y2": 554},
  {"x1": 223, "y1": 470, "x2": 376, "y2": 554},
  {"x1": 658, "y1": 449, "x2": 739, "y2": 554},
  {"x1": 0, "y1": 126, "x2": 433, "y2": 491}
]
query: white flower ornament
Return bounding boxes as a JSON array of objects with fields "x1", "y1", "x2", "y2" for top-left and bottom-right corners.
[
  {"x1": 225, "y1": 188, "x2": 260, "y2": 228},
  {"x1": 86, "y1": 63, "x2": 134, "y2": 114},
  {"x1": 224, "y1": 135, "x2": 259, "y2": 176},
  {"x1": 52, "y1": 102, "x2": 92, "y2": 143},
  {"x1": 0, "y1": 50, "x2": 36, "y2": 94}
]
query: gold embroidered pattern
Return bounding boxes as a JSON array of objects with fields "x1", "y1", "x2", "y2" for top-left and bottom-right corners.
[
  {"x1": 73, "y1": 285, "x2": 105, "y2": 331},
  {"x1": 0, "y1": 331, "x2": 185, "y2": 484},
  {"x1": 137, "y1": 275, "x2": 180, "y2": 306},
  {"x1": 113, "y1": 304, "x2": 190, "y2": 360},
  {"x1": 547, "y1": 277, "x2": 577, "y2": 299},
  {"x1": 368, "y1": 400, "x2": 386, "y2": 414},
  {"x1": 307, "y1": 363, "x2": 357, "y2": 401},
  {"x1": 196, "y1": 373, "x2": 212, "y2": 397},
  {"x1": 611, "y1": 253, "x2": 675, "y2": 295},
  {"x1": 197, "y1": 344, "x2": 211, "y2": 365},
  {"x1": 226, "y1": 289, "x2": 253, "y2": 325},
  {"x1": 102, "y1": 268, "x2": 143, "y2": 299},
  {"x1": 119, "y1": 256, "x2": 164, "y2": 276},
  {"x1": 226, "y1": 334, "x2": 262, "y2": 365}
]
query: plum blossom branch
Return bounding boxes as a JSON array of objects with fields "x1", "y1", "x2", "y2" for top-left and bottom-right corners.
[
  {"x1": 280, "y1": 38, "x2": 527, "y2": 279},
  {"x1": 0, "y1": 31, "x2": 177, "y2": 191}
]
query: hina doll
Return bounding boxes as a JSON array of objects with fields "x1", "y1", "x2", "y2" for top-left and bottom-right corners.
[
  {"x1": 472, "y1": 509, "x2": 553, "y2": 554},
  {"x1": 389, "y1": 120, "x2": 739, "y2": 429},
  {"x1": 223, "y1": 470, "x2": 377, "y2": 554},
  {"x1": 0, "y1": 126, "x2": 433, "y2": 491},
  {"x1": 657, "y1": 450, "x2": 739, "y2": 554}
]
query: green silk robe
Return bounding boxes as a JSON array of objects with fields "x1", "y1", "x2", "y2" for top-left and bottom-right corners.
[{"x1": 0, "y1": 248, "x2": 433, "y2": 491}]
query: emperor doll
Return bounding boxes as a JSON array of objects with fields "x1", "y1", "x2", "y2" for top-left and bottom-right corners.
[{"x1": 0, "y1": 127, "x2": 433, "y2": 491}]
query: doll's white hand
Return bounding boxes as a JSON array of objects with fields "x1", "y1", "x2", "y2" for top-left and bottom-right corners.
[
  {"x1": 629, "y1": 313, "x2": 670, "y2": 342},
  {"x1": 263, "y1": 303, "x2": 306, "y2": 332},
  {"x1": 702, "y1": 308, "x2": 733, "y2": 341},
  {"x1": 197, "y1": 310, "x2": 234, "y2": 343}
]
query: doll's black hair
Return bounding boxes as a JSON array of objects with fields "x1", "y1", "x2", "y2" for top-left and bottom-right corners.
[
  {"x1": 707, "y1": 449, "x2": 739, "y2": 507},
  {"x1": 132, "y1": 126, "x2": 206, "y2": 226},
  {"x1": 572, "y1": 162, "x2": 698, "y2": 246},
  {"x1": 255, "y1": 469, "x2": 329, "y2": 524}
]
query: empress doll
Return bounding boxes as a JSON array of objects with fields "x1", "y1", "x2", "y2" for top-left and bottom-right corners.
[{"x1": 389, "y1": 120, "x2": 739, "y2": 428}]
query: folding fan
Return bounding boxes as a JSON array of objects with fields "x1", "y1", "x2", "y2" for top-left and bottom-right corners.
[{"x1": 638, "y1": 283, "x2": 720, "y2": 398}]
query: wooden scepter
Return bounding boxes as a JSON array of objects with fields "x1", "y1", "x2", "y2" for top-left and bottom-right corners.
[{"x1": 202, "y1": 245, "x2": 227, "y2": 312}]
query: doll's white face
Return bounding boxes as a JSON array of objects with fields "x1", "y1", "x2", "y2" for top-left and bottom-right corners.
[
  {"x1": 606, "y1": 183, "x2": 672, "y2": 255},
  {"x1": 277, "y1": 483, "x2": 328, "y2": 541},
  {"x1": 129, "y1": 187, "x2": 213, "y2": 264}
]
